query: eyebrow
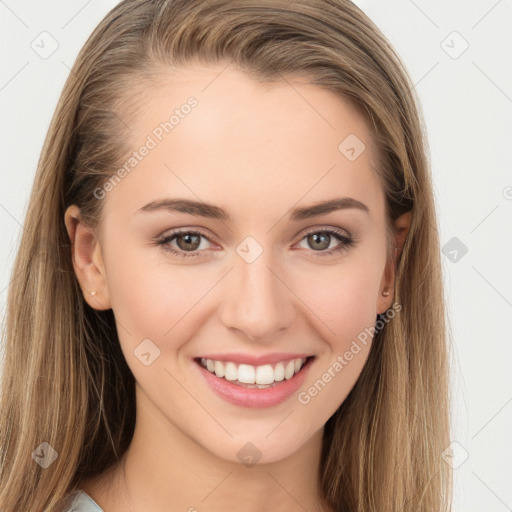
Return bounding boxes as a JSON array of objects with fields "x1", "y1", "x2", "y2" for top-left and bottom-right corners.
[{"x1": 136, "y1": 196, "x2": 370, "y2": 221}]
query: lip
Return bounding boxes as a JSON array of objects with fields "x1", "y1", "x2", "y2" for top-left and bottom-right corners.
[
  {"x1": 194, "y1": 352, "x2": 312, "y2": 366},
  {"x1": 193, "y1": 355, "x2": 315, "y2": 408}
]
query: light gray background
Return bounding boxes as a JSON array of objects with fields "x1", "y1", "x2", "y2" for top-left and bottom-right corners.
[{"x1": 1, "y1": 1, "x2": 511, "y2": 510}]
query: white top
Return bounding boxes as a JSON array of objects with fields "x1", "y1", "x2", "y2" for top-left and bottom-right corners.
[{"x1": 65, "y1": 490, "x2": 104, "y2": 512}]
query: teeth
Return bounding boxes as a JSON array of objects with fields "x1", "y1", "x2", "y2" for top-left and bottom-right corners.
[
  {"x1": 224, "y1": 362, "x2": 238, "y2": 381},
  {"x1": 199, "y1": 356, "x2": 308, "y2": 385},
  {"x1": 256, "y1": 364, "x2": 274, "y2": 385},
  {"x1": 238, "y1": 364, "x2": 255, "y2": 384},
  {"x1": 214, "y1": 360, "x2": 225, "y2": 378},
  {"x1": 284, "y1": 360, "x2": 295, "y2": 380},
  {"x1": 274, "y1": 362, "x2": 285, "y2": 381}
]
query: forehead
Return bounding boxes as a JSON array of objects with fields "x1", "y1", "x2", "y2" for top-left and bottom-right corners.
[{"x1": 103, "y1": 64, "x2": 385, "y2": 225}]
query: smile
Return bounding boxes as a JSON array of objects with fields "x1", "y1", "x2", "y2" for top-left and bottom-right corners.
[
  {"x1": 193, "y1": 352, "x2": 316, "y2": 408},
  {"x1": 196, "y1": 356, "x2": 313, "y2": 388}
]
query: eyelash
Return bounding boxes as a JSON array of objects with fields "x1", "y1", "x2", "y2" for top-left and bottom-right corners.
[{"x1": 155, "y1": 227, "x2": 356, "y2": 259}]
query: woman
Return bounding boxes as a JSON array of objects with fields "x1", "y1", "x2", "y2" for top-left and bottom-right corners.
[{"x1": 0, "y1": 0, "x2": 452, "y2": 510}]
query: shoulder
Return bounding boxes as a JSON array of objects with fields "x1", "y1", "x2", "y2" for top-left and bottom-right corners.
[{"x1": 64, "y1": 489, "x2": 104, "y2": 512}]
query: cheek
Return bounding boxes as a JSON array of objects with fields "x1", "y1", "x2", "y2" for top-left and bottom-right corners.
[
  {"x1": 298, "y1": 256, "x2": 384, "y2": 345},
  {"x1": 294, "y1": 263, "x2": 381, "y2": 419},
  {"x1": 103, "y1": 242, "x2": 220, "y2": 365},
  {"x1": 101, "y1": 245, "x2": 166, "y2": 354}
]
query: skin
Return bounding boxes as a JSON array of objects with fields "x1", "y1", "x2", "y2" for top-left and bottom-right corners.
[{"x1": 65, "y1": 63, "x2": 411, "y2": 512}]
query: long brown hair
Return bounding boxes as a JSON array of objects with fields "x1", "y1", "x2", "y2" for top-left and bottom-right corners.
[{"x1": 0, "y1": 1, "x2": 452, "y2": 510}]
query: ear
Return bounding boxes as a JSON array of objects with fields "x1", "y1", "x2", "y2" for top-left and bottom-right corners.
[
  {"x1": 377, "y1": 210, "x2": 412, "y2": 314},
  {"x1": 64, "y1": 205, "x2": 111, "y2": 310}
]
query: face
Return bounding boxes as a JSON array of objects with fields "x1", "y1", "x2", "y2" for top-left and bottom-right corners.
[{"x1": 67, "y1": 63, "x2": 398, "y2": 465}]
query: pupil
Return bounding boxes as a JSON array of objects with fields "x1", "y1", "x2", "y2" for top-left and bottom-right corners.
[
  {"x1": 178, "y1": 234, "x2": 200, "y2": 251},
  {"x1": 310, "y1": 233, "x2": 329, "y2": 250}
]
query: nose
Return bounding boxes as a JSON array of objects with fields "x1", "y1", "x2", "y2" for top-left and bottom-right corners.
[{"x1": 219, "y1": 249, "x2": 295, "y2": 342}]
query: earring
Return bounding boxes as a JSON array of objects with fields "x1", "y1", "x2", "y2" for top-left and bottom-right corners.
[
  {"x1": 90, "y1": 290, "x2": 97, "y2": 296},
  {"x1": 382, "y1": 291, "x2": 390, "y2": 296}
]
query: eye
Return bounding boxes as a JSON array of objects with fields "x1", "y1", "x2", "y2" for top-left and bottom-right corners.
[
  {"x1": 156, "y1": 229, "x2": 215, "y2": 258},
  {"x1": 295, "y1": 227, "x2": 355, "y2": 257},
  {"x1": 155, "y1": 227, "x2": 356, "y2": 259}
]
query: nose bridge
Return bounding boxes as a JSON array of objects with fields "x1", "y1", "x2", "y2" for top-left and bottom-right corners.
[{"x1": 220, "y1": 242, "x2": 294, "y2": 340}]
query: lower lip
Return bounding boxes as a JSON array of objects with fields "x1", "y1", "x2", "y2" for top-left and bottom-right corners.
[{"x1": 194, "y1": 357, "x2": 315, "y2": 408}]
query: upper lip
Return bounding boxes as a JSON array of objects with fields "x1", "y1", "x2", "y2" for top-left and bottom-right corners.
[{"x1": 194, "y1": 352, "x2": 314, "y2": 366}]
